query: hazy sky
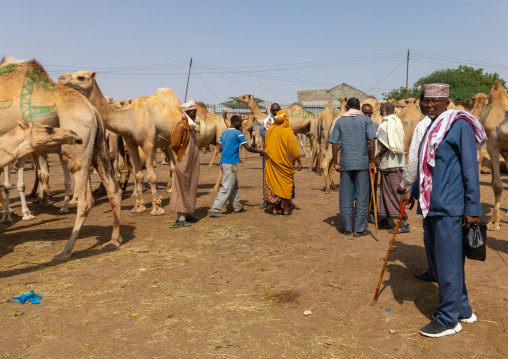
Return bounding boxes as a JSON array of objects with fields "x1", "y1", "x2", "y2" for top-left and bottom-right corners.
[{"x1": 2, "y1": 0, "x2": 507, "y2": 104}]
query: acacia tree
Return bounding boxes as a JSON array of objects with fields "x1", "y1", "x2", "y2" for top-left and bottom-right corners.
[
  {"x1": 220, "y1": 96, "x2": 266, "y2": 110},
  {"x1": 383, "y1": 66, "x2": 506, "y2": 103}
]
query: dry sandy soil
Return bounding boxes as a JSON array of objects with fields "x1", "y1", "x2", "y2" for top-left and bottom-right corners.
[{"x1": 0, "y1": 150, "x2": 507, "y2": 359}]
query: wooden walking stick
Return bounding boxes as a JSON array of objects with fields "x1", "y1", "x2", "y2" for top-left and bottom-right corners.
[
  {"x1": 370, "y1": 168, "x2": 378, "y2": 237},
  {"x1": 371, "y1": 200, "x2": 407, "y2": 306}
]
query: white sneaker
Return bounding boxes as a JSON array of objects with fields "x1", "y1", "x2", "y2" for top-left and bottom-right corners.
[
  {"x1": 459, "y1": 313, "x2": 477, "y2": 323},
  {"x1": 420, "y1": 320, "x2": 462, "y2": 338}
]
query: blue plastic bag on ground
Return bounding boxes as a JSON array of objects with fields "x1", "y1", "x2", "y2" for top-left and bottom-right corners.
[{"x1": 10, "y1": 290, "x2": 43, "y2": 304}]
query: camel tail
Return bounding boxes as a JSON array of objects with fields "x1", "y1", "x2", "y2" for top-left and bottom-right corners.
[{"x1": 317, "y1": 114, "x2": 322, "y2": 144}]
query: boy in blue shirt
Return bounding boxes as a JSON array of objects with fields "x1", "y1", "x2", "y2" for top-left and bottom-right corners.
[{"x1": 209, "y1": 115, "x2": 264, "y2": 217}]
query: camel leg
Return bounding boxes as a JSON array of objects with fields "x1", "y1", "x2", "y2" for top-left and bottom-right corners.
[
  {"x1": 52, "y1": 167, "x2": 94, "y2": 260},
  {"x1": 125, "y1": 139, "x2": 146, "y2": 212},
  {"x1": 213, "y1": 168, "x2": 222, "y2": 192},
  {"x1": 323, "y1": 162, "x2": 332, "y2": 194},
  {"x1": 209, "y1": 146, "x2": 219, "y2": 166},
  {"x1": 34, "y1": 154, "x2": 50, "y2": 206},
  {"x1": 487, "y1": 142, "x2": 502, "y2": 231},
  {"x1": 164, "y1": 147, "x2": 175, "y2": 193},
  {"x1": 306, "y1": 135, "x2": 316, "y2": 172},
  {"x1": 58, "y1": 155, "x2": 72, "y2": 214},
  {"x1": 143, "y1": 143, "x2": 164, "y2": 216},
  {"x1": 94, "y1": 146, "x2": 122, "y2": 250},
  {"x1": 0, "y1": 166, "x2": 13, "y2": 223},
  {"x1": 28, "y1": 153, "x2": 40, "y2": 198},
  {"x1": 122, "y1": 147, "x2": 133, "y2": 196},
  {"x1": 69, "y1": 177, "x2": 79, "y2": 204},
  {"x1": 298, "y1": 136, "x2": 310, "y2": 158},
  {"x1": 16, "y1": 156, "x2": 35, "y2": 220}
]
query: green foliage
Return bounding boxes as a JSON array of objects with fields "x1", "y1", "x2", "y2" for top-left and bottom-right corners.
[
  {"x1": 220, "y1": 97, "x2": 266, "y2": 110},
  {"x1": 382, "y1": 66, "x2": 506, "y2": 103},
  {"x1": 382, "y1": 86, "x2": 420, "y2": 101}
]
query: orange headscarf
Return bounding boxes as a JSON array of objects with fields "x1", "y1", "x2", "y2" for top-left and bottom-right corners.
[{"x1": 264, "y1": 110, "x2": 300, "y2": 199}]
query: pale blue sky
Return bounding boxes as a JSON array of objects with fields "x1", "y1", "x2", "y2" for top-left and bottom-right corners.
[{"x1": 2, "y1": 0, "x2": 507, "y2": 104}]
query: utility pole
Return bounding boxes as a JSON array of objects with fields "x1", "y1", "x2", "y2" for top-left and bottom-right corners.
[
  {"x1": 405, "y1": 49, "x2": 410, "y2": 99},
  {"x1": 185, "y1": 57, "x2": 193, "y2": 102}
]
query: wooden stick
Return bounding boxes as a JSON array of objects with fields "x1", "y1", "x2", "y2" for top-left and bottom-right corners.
[
  {"x1": 370, "y1": 169, "x2": 378, "y2": 237},
  {"x1": 371, "y1": 200, "x2": 406, "y2": 305}
]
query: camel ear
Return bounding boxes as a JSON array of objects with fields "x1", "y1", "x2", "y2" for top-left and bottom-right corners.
[
  {"x1": 18, "y1": 120, "x2": 30, "y2": 130},
  {"x1": 249, "y1": 95, "x2": 253, "y2": 99},
  {"x1": 91, "y1": 72, "x2": 97, "y2": 79}
]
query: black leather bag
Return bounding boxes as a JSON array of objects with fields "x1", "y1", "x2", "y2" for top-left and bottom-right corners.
[{"x1": 463, "y1": 220, "x2": 487, "y2": 261}]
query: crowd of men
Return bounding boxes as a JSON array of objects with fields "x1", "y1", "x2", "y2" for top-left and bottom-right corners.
[{"x1": 168, "y1": 83, "x2": 487, "y2": 338}]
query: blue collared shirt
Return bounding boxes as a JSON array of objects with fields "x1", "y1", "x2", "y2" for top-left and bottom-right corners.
[
  {"x1": 410, "y1": 119, "x2": 482, "y2": 217},
  {"x1": 328, "y1": 114, "x2": 377, "y2": 171}
]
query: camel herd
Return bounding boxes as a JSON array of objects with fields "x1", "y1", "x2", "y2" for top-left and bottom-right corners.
[{"x1": 0, "y1": 56, "x2": 507, "y2": 260}]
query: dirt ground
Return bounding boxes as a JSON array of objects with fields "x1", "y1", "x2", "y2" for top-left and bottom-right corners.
[{"x1": 0, "y1": 150, "x2": 507, "y2": 359}]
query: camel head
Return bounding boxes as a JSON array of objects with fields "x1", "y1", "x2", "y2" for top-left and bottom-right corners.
[
  {"x1": 237, "y1": 94, "x2": 255, "y2": 105},
  {"x1": 111, "y1": 98, "x2": 134, "y2": 109},
  {"x1": 395, "y1": 98, "x2": 416, "y2": 109},
  {"x1": 58, "y1": 71, "x2": 97, "y2": 97},
  {"x1": 471, "y1": 93, "x2": 488, "y2": 109},
  {"x1": 20, "y1": 121, "x2": 83, "y2": 150}
]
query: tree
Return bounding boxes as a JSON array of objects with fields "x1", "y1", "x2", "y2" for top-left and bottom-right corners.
[
  {"x1": 382, "y1": 66, "x2": 506, "y2": 103},
  {"x1": 220, "y1": 96, "x2": 266, "y2": 110}
]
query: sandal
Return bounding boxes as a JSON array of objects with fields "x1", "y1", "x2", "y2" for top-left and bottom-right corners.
[
  {"x1": 185, "y1": 215, "x2": 199, "y2": 222},
  {"x1": 353, "y1": 230, "x2": 371, "y2": 237},
  {"x1": 341, "y1": 230, "x2": 352, "y2": 236},
  {"x1": 234, "y1": 208, "x2": 247, "y2": 213},
  {"x1": 170, "y1": 220, "x2": 190, "y2": 228}
]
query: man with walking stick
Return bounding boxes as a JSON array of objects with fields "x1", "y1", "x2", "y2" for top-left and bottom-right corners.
[{"x1": 401, "y1": 83, "x2": 487, "y2": 338}]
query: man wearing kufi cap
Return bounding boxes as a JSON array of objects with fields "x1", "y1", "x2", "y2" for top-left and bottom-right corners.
[
  {"x1": 169, "y1": 100, "x2": 200, "y2": 227},
  {"x1": 402, "y1": 83, "x2": 487, "y2": 337}
]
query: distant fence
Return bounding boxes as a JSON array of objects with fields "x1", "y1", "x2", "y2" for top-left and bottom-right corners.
[{"x1": 207, "y1": 102, "x2": 342, "y2": 117}]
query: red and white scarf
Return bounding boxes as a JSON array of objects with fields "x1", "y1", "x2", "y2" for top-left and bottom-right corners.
[{"x1": 418, "y1": 109, "x2": 487, "y2": 217}]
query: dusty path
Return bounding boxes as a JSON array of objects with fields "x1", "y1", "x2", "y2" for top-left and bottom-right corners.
[{"x1": 0, "y1": 151, "x2": 507, "y2": 358}]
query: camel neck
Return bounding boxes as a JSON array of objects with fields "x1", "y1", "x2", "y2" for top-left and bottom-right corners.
[{"x1": 0, "y1": 129, "x2": 32, "y2": 168}]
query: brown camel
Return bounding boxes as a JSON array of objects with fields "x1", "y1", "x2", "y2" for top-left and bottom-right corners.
[
  {"x1": 58, "y1": 71, "x2": 182, "y2": 216},
  {"x1": 0, "y1": 123, "x2": 82, "y2": 215},
  {"x1": 0, "y1": 122, "x2": 82, "y2": 167},
  {"x1": 0, "y1": 57, "x2": 122, "y2": 260},
  {"x1": 480, "y1": 81, "x2": 508, "y2": 231}
]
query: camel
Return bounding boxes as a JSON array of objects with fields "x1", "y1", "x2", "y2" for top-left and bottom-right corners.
[
  {"x1": 0, "y1": 123, "x2": 82, "y2": 216},
  {"x1": 467, "y1": 93, "x2": 491, "y2": 174},
  {"x1": 237, "y1": 94, "x2": 321, "y2": 173},
  {"x1": 394, "y1": 98, "x2": 417, "y2": 109},
  {"x1": 0, "y1": 122, "x2": 82, "y2": 168},
  {"x1": 0, "y1": 57, "x2": 122, "y2": 260},
  {"x1": 58, "y1": 71, "x2": 184, "y2": 215},
  {"x1": 195, "y1": 102, "x2": 228, "y2": 163},
  {"x1": 479, "y1": 81, "x2": 508, "y2": 231},
  {"x1": 318, "y1": 101, "x2": 341, "y2": 151},
  {"x1": 396, "y1": 103, "x2": 424, "y2": 156}
]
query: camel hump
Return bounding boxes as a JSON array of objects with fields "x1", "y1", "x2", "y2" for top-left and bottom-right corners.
[
  {"x1": 0, "y1": 56, "x2": 25, "y2": 66},
  {"x1": 155, "y1": 88, "x2": 174, "y2": 96},
  {"x1": 492, "y1": 80, "x2": 503, "y2": 90}
]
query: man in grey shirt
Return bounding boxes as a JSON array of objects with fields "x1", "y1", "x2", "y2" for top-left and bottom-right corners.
[{"x1": 328, "y1": 98, "x2": 377, "y2": 237}]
